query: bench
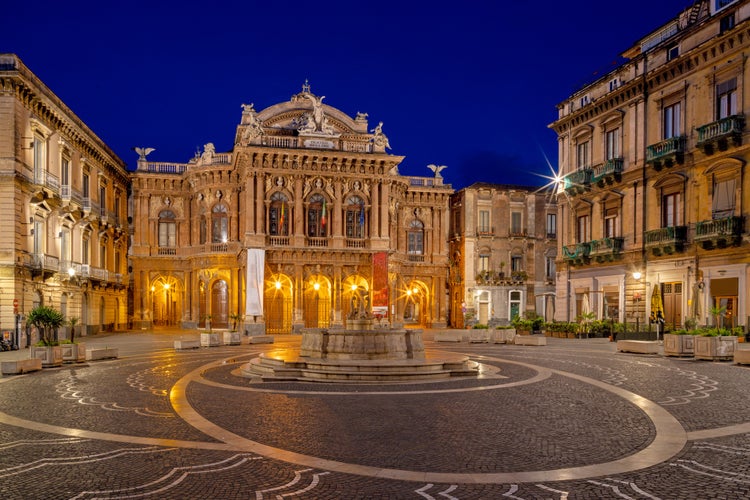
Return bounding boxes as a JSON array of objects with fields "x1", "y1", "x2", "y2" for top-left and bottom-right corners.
[
  {"x1": 513, "y1": 336, "x2": 547, "y2": 346},
  {"x1": 734, "y1": 348, "x2": 750, "y2": 365},
  {"x1": 1, "y1": 358, "x2": 43, "y2": 375},
  {"x1": 616, "y1": 340, "x2": 660, "y2": 354},
  {"x1": 86, "y1": 348, "x2": 119, "y2": 360},
  {"x1": 434, "y1": 331, "x2": 462, "y2": 342},
  {"x1": 174, "y1": 339, "x2": 200, "y2": 350}
]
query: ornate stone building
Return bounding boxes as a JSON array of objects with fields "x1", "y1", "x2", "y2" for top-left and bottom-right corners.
[
  {"x1": 550, "y1": 0, "x2": 750, "y2": 329},
  {"x1": 0, "y1": 54, "x2": 130, "y2": 342},
  {"x1": 448, "y1": 183, "x2": 557, "y2": 328},
  {"x1": 130, "y1": 83, "x2": 452, "y2": 333}
]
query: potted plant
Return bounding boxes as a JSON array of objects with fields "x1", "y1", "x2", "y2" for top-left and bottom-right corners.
[
  {"x1": 492, "y1": 325, "x2": 516, "y2": 343},
  {"x1": 576, "y1": 311, "x2": 596, "y2": 338},
  {"x1": 663, "y1": 328, "x2": 696, "y2": 357},
  {"x1": 470, "y1": 323, "x2": 490, "y2": 343},
  {"x1": 223, "y1": 313, "x2": 242, "y2": 345},
  {"x1": 61, "y1": 316, "x2": 86, "y2": 363},
  {"x1": 27, "y1": 305, "x2": 65, "y2": 367},
  {"x1": 694, "y1": 326, "x2": 737, "y2": 361},
  {"x1": 200, "y1": 314, "x2": 220, "y2": 347},
  {"x1": 511, "y1": 315, "x2": 534, "y2": 335}
]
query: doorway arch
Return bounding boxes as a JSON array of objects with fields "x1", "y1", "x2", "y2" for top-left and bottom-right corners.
[{"x1": 265, "y1": 273, "x2": 293, "y2": 334}]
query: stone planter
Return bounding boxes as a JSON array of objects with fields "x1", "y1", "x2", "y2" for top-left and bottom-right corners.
[
  {"x1": 492, "y1": 329, "x2": 516, "y2": 344},
  {"x1": 469, "y1": 330, "x2": 490, "y2": 343},
  {"x1": 31, "y1": 345, "x2": 63, "y2": 367},
  {"x1": 517, "y1": 329, "x2": 532, "y2": 336},
  {"x1": 663, "y1": 334, "x2": 694, "y2": 357},
  {"x1": 223, "y1": 331, "x2": 241, "y2": 346},
  {"x1": 61, "y1": 342, "x2": 87, "y2": 363},
  {"x1": 200, "y1": 332, "x2": 221, "y2": 347},
  {"x1": 694, "y1": 335, "x2": 737, "y2": 361}
]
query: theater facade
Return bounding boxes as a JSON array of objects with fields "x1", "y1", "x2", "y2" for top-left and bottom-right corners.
[{"x1": 130, "y1": 83, "x2": 452, "y2": 333}]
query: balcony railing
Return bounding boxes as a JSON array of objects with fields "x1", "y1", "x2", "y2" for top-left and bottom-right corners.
[
  {"x1": 646, "y1": 136, "x2": 686, "y2": 170},
  {"x1": 562, "y1": 168, "x2": 592, "y2": 195},
  {"x1": 508, "y1": 229, "x2": 527, "y2": 238},
  {"x1": 562, "y1": 242, "x2": 591, "y2": 264},
  {"x1": 591, "y1": 158, "x2": 623, "y2": 185},
  {"x1": 268, "y1": 236, "x2": 290, "y2": 246},
  {"x1": 209, "y1": 242, "x2": 229, "y2": 253},
  {"x1": 345, "y1": 238, "x2": 367, "y2": 248},
  {"x1": 645, "y1": 226, "x2": 688, "y2": 255},
  {"x1": 32, "y1": 253, "x2": 59, "y2": 272},
  {"x1": 408, "y1": 254, "x2": 425, "y2": 262},
  {"x1": 695, "y1": 216, "x2": 742, "y2": 248},
  {"x1": 157, "y1": 247, "x2": 177, "y2": 256},
  {"x1": 696, "y1": 114, "x2": 744, "y2": 154},
  {"x1": 477, "y1": 227, "x2": 494, "y2": 236},
  {"x1": 90, "y1": 267, "x2": 108, "y2": 281},
  {"x1": 588, "y1": 237, "x2": 624, "y2": 262},
  {"x1": 146, "y1": 162, "x2": 187, "y2": 174},
  {"x1": 307, "y1": 237, "x2": 329, "y2": 247}
]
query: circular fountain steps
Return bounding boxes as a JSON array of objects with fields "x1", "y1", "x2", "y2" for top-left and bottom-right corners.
[{"x1": 240, "y1": 351, "x2": 479, "y2": 383}]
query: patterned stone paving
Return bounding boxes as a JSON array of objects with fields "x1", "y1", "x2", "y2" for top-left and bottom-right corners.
[{"x1": 1, "y1": 332, "x2": 749, "y2": 498}]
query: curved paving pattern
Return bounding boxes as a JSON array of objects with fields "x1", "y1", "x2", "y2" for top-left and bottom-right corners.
[{"x1": 0, "y1": 333, "x2": 749, "y2": 498}]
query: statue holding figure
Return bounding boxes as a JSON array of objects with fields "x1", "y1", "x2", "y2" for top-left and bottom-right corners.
[{"x1": 370, "y1": 121, "x2": 391, "y2": 151}]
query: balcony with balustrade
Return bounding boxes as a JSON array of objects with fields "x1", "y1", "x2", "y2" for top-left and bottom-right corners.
[
  {"x1": 562, "y1": 168, "x2": 592, "y2": 195},
  {"x1": 645, "y1": 225, "x2": 688, "y2": 256},
  {"x1": 696, "y1": 114, "x2": 744, "y2": 155},
  {"x1": 591, "y1": 158, "x2": 623, "y2": 187},
  {"x1": 646, "y1": 136, "x2": 686, "y2": 171},
  {"x1": 694, "y1": 216, "x2": 743, "y2": 249},
  {"x1": 562, "y1": 242, "x2": 591, "y2": 265},
  {"x1": 587, "y1": 237, "x2": 624, "y2": 262}
]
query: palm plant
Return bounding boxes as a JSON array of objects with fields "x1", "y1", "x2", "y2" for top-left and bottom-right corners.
[
  {"x1": 709, "y1": 305, "x2": 727, "y2": 328},
  {"x1": 27, "y1": 305, "x2": 65, "y2": 345},
  {"x1": 229, "y1": 313, "x2": 242, "y2": 332},
  {"x1": 67, "y1": 317, "x2": 80, "y2": 343}
]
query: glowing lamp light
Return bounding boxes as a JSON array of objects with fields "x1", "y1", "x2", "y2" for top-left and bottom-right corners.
[
  {"x1": 275, "y1": 281, "x2": 282, "y2": 290},
  {"x1": 67, "y1": 267, "x2": 75, "y2": 278},
  {"x1": 351, "y1": 284, "x2": 358, "y2": 292},
  {"x1": 150, "y1": 286, "x2": 155, "y2": 292},
  {"x1": 633, "y1": 272, "x2": 642, "y2": 281},
  {"x1": 406, "y1": 289, "x2": 412, "y2": 296},
  {"x1": 412, "y1": 287, "x2": 419, "y2": 295},
  {"x1": 313, "y1": 282, "x2": 320, "y2": 291},
  {"x1": 163, "y1": 283, "x2": 170, "y2": 290}
]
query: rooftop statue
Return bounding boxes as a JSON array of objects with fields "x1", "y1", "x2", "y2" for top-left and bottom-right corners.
[
  {"x1": 427, "y1": 164, "x2": 447, "y2": 178},
  {"x1": 370, "y1": 121, "x2": 391, "y2": 151},
  {"x1": 133, "y1": 147, "x2": 155, "y2": 161}
]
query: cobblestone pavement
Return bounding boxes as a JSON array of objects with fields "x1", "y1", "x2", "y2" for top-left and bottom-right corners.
[{"x1": 1, "y1": 330, "x2": 750, "y2": 499}]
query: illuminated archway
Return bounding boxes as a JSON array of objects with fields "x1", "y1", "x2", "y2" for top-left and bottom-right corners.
[
  {"x1": 264, "y1": 273, "x2": 293, "y2": 334},
  {"x1": 151, "y1": 275, "x2": 182, "y2": 327},
  {"x1": 403, "y1": 280, "x2": 429, "y2": 326},
  {"x1": 342, "y1": 275, "x2": 369, "y2": 327},
  {"x1": 303, "y1": 275, "x2": 332, "y2": 328}
]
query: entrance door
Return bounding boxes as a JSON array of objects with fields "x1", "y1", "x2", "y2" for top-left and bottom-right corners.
[
  {"x1": 211, "y1": 281, "x2": 228, "y2": 329},
  {"x1": 266, "y1": 291, "x2": 292, "y2": 334},
  {"x1": 662, "y1": 282, "x2": 682, "y2": 329}
]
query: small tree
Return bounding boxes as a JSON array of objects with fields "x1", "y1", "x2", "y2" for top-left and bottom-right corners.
[
  {"x1": 710, "y1": 305, "x2": 727, "y2": 328},
  {"x1": 229, "y1": 313, "x2": 241, "y2": 332},
  {"x1": 27, "y1": 305, "x2": 65, "y2": 346},
  {"x1": 67, "y1": 317, "x2": 79, "y2": 343}
]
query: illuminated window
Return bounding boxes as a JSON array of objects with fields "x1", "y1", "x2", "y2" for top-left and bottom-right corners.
[
  {"x1": 408, "y1": 220, "x2": 424, "y2": 255},
  {"x1": 211, "y1": 204, "x2": 228, "y2": 243}
]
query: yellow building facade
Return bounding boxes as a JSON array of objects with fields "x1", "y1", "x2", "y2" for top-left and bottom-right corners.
[
  {"x1": 0, "y1": 55, "x2": 129, "y2": 342},
  {"x1": 448, "y1": 183, "x2": 557, "y2": 328},
  {"x1": 130, "y1": 83, "x2": 452, "y2": 333},
  {"x1": 550, "y1": 0, "x2": 750, "y2": 330}
]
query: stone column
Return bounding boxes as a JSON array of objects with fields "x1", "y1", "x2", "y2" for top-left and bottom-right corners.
[
  {"x1": 371, "y1": 181, "x2": 380, "y2": 238},
  {"x1": 255, "y1": 174, "x2": 265, "y2": 234},
  {"x1": 380, "y1": 182, "x2": 390, "y2": 241},
  {"x1": 245, "y1": 172, "x2": 255, "y2": 234},
  {"x1": 332, "y1": 265, "x2": 343, "y2": 326}
]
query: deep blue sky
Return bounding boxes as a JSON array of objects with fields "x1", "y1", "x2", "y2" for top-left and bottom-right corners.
[{"x1": 5, "y1": 1, "x2": 692, "y2": 189}]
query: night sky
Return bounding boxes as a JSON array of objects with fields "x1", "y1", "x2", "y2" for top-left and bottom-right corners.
[{"x1": 5, "y1": 0, "x2": 691, "y2": 189}]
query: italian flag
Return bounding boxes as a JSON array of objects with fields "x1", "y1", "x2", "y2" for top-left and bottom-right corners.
[
  {"x1": 321, "y1": 199, "x2": 327, "y2": 227},
  {"x1": 279, "y1": 202, "x2": 285, "y2": 230}
]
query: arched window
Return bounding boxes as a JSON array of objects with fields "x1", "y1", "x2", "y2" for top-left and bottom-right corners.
[
  {"x1": 211, "y1": 204, "x2": 228, "y2": 243},
  {"x1": 307, "y1": 193, "x2": 328, "y2": 237},
  {"x1": 158, "y1": 210, "x2": 176, "y2": 247},
  {"x1": 345, "y1": 195, "x2": 366, "y2": 238},
  {"x1": 407, "y1": 220, "x2": 424, "y2": 255},
  {"x1": 269, "y1": 192, "x2": 289, "y2": 236}
]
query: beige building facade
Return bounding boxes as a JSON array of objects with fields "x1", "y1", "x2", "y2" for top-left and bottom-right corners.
[
  {"x1": 0, "y1": 54, "x2": 130, "y2": 342},
  {"x1": 448, "y1": 183, "x2": 557, "y2": 328},
  {"x1": 550, "y1": 0, "x2": 750, "y2": 329},
  {"x1": 130, "y1": 83, "x2": 453, "y2": 333}
]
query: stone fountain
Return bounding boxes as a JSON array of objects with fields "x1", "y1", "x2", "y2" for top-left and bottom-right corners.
[{"x1": 241, "y1": 289, "x2": 478, "y2": 383}]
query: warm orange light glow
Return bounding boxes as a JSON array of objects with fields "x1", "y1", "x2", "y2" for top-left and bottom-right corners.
[
  {"x1": 150, "y1": 286, "x2": 155, "y2": 292},
  {"x1": 313, "y1": 282, "x2": 320, "y2": 291},
  {"x1": 351, "y1": 284, "x2": 358, "y2": 291},
  {"x1": 406, "y1": 289, "x2": 412, "y2": 296},
  {"x1": 275, "y1": 281, "x2": 282, "y2": 290},
  {"x1": 412, "y1": 287, "x2": 419, "y2": 295},
  {"x1": 163, "y1": 283, "x2": 170, "y2": 290},
  {"x1": 67, "y1": 267, "x2": 75, "y2": 278}
]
